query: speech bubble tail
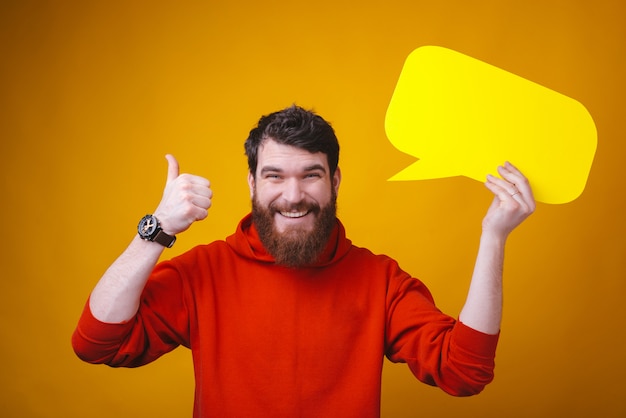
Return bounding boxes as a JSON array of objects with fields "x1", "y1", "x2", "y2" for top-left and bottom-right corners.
[{"x1": 388, "y1": 160, "x2": 459, "y2": 181}]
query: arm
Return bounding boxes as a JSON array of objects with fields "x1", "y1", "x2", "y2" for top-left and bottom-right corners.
[
  {"x1": 459, "y1": 162, "x2": 535, "y2": 334},
  {"x1": 89, "y1": 154, "x2": 213, "y2": 323}
]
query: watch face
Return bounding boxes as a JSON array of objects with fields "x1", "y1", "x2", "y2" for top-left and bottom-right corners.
[{"x1": 138, "y1": 215, "x2": 158, "y2": 238}]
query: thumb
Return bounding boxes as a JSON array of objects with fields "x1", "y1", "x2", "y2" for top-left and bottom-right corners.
[{"x1": 165, "y1": 154, "x2": 180, "y2": 183}]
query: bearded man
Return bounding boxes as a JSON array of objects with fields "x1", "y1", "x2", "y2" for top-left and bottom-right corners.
[{"x1": 73, "y1": 105, "x2": 535, "y2": 418}]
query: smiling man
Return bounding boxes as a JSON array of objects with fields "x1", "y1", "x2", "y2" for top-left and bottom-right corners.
[
  {"x1": 247, "y1": 112, "x2": 341, "y2": 268},
  {"x1": 72, "y1": 105, "x2": 535, "y2": 417}
]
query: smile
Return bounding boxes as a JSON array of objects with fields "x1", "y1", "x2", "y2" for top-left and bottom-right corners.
[{"x1": 279, "y1": 210, "x2": 310, "y2": 218}]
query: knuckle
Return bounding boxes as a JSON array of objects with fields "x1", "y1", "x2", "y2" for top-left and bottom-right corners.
[{"x1": 179, "y1": 182, "x2": 193, "y2": 192}]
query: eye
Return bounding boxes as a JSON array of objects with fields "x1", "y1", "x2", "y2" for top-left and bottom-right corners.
[{"x1": 265, "y1": 173, "x2": 282, "y2": 181}]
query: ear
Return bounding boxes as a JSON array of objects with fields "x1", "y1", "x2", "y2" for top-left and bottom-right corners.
[
  {"x1": 247, "y1": 171, "x2": 255, "y2": 199},
  {"x1": 332, "y1": 166, "x2": 342, "y2": 195}
]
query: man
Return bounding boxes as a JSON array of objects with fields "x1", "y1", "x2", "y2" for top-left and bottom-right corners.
[{"x1": 72, "y1": 105, "x2": 535, "y2": 417}]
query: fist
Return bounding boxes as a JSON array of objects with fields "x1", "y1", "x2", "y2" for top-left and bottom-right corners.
[{"x1": 153, "y1": 154, "x2": 213, "y2": 235}]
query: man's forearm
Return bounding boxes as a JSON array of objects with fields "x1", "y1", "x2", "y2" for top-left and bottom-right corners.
[
  {"x1": 89, "y1": 235, "x2": 165, "y2": 323},
  {"x1": 458, "y1": 232, "x2": 506, "y2": 335}
]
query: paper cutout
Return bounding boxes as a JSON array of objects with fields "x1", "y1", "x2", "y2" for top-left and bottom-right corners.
[{"x1": 385, "y1": 46, "x2": 597, "y2": 204}]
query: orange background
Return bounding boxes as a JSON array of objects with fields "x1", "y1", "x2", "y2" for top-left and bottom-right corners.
[{"x1": 1, "y1": 1, "x2": 624, "y2": 417}]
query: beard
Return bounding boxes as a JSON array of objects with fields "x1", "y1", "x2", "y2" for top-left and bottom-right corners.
[{"x1": 252, "y1": 191, "x2": 337, "y2": 268}]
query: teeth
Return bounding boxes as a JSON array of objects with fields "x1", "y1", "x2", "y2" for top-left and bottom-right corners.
[{"x1": 280, "y1": 211, "x2": 308, "y2": 218}]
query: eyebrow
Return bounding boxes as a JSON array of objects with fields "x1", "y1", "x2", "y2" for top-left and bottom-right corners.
[
  {"x1": 303, "y1": 164, "x2": 327, "y2": 173},
  {"x1": 260, "y1": 164, "x2": 327, "y2": 175}
]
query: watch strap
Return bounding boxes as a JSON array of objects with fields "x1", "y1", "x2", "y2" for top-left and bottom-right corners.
[{"x1": 153, "y1": 229, "x2": 176, "y2": 248}]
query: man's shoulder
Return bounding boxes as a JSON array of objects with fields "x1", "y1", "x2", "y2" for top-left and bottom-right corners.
[
  {"x1": 343, "y1": 242, "x2": 401, "y2": 269},
  {"x1": 347, "y1": 241, "x2": 394, "y2": 259}
]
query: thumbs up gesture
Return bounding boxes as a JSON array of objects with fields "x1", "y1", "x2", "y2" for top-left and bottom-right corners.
[{"x1": 153, "y1": 154, "x2": 213, "y2": 235}]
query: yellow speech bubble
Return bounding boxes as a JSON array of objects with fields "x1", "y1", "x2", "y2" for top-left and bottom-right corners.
[{"x1": 385, "y1": 46, "x2": 597, "y2": 204}]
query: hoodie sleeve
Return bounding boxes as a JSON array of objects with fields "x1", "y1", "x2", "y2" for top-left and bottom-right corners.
[
  {"x1": 384, "y1": 262, "x2": 499, "y2": 396},
  {"x1": 71, "y1": 262, "x2": 191, "y2": 367}
]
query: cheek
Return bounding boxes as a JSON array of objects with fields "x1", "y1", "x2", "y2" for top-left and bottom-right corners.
[
  {"x1": 253, "y1": 184, "x2": 280, "y2": 206},
  {"x1": 310, "y1": 184, "x2": 334, "y2": 205}
]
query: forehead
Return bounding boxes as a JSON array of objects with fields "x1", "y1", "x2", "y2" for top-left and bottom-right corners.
[{"x1": 257, "y1": 139, "x2": 328, "y2": 171}]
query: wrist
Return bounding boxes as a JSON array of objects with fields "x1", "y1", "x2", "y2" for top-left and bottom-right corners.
[{"x1": 479, "y1": 229, "x2": 508, "y2": 249}]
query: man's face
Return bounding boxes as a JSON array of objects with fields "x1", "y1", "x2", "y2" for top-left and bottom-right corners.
[{"x1": 248, "y1": 139, "x2": 341, "y2": 267}]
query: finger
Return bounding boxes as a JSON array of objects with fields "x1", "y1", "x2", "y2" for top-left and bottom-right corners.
[
  {"x1": 498, "y1": 162, "x2": 536, "y2": 208},
  {"x1": 497, "y1": 163, "x2": 529, "y2": 192},
  {"x1": 486, "y1": 174, "x2": 534, "y2": 216},
  {"x1": 195, "y1": 207, "x2": 210, "y2": 222},
  {"x1": 165, "y1": 154, "x2": 180, "y2": 183},
  {"x1": 191, "y1": 195, "x2": 213, "y2": 211},
  {"x1": 484, "y1": 177, "x2": 514, "y2": 202},
  {"x1": 184, "y1": 183, "x2": 213, "y2": 202},
  {"x1": 486, "y1": 174, "x2": 518, "y2": 196},
  {"x1": 181, "y1": 174, "x2": 211, "y2": 188}
]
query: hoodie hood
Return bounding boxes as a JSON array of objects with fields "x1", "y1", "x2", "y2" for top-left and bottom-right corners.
[{"x1": 225, "y1": 213, "x2": 352, "y2": 268}]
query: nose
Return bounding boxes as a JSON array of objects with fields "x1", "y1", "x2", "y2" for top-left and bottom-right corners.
[{"x1": 282, "y1": 177, "x2": 305, "y2": 203}]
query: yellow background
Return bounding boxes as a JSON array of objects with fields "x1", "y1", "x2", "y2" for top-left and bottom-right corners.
[{"x1": 1, "y1": 1, "x2": 624, "y2": 417}]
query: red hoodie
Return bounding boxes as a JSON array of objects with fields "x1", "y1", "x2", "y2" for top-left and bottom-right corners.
[{"x1": 73, "y1": 214, "x2": 498, "y2": 417}]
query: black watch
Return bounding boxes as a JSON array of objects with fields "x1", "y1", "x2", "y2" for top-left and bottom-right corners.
[{"x1": 137, "y1": 214, "x2": 176, "y2": 248}]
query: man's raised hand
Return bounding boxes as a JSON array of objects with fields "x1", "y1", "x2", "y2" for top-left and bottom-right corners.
[
  {"x1": 482, "y1": 162, "x2": 535, "y2": 239},
  {"x1": 153, "y1": 154, "x2": 213, "y2": 235}
]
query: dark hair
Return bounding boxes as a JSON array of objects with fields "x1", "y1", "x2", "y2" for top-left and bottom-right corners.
[{"x1": 245, "y1": 105, "x2": 340, "y2": 177}]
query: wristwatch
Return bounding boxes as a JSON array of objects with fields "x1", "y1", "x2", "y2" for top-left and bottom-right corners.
[{"x1": 137, "y1": 214, "x2": 176, "y2": 248}]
